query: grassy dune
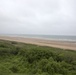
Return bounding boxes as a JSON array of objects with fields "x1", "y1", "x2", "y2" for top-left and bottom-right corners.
[{"x1": 0, "y1": 40, "x2": 76, "y2": 75}]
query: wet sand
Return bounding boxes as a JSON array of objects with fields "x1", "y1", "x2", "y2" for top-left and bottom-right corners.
[{"x1": 0, "y1": 36, "x2": 76, "y2": 51}]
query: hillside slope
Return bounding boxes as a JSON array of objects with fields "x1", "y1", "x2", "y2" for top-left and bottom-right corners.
[{"x1": 0, "y1": 40, "x2": 76, "y2": 75}]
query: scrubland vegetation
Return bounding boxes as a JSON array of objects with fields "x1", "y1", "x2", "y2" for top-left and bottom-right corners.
[{"x1": 0, "y1": 40, "x2": 76, "y2": 75}]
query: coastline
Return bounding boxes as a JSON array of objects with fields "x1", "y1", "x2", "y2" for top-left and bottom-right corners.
[{"x1": 0, "y1": 36, "x2": 76, "y2": 51}]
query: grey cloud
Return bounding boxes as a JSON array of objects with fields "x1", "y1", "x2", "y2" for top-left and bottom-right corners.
[{"x1": 0, "y1": 0, "x2": 76, "y2": 35}]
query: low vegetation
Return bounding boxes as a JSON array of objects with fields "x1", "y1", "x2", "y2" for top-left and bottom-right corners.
[{"x1": 0, "y1": 40, "x2": 76, "y2": 75}]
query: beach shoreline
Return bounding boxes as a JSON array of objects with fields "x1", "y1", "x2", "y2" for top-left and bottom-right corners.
[{"x1": 0, "y1": 36, "x2": 76, "y2": 51}]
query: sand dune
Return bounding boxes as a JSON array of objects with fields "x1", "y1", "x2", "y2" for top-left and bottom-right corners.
[{"x1": 0, "y1": 36, "x2": 76, "y2": 51}]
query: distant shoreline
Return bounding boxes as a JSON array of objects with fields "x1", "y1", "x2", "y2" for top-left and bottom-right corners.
[
  {"x1": 1, "y1": 34, "x2": 76, "y2": 42},
  {"x1": 0, "y1": 36, "x2": 76, "y2": 51}
]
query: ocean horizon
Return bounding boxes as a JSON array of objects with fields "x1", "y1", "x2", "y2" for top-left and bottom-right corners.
[{"x1": 1, "y1": 34, "x2": 76, "y2": 42}]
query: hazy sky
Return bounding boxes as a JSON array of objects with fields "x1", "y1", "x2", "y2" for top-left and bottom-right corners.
[{"x1": 0, "y1": 0, "x2": 76, "y2": 35}]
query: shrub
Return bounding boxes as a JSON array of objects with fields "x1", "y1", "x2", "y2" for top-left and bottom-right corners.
[
  {"x1": 10, "y1": 66, "x2": 19, "y2": 73},
  {"x1": 0, "y1": 40, "x2": 76, "y2": 75}
]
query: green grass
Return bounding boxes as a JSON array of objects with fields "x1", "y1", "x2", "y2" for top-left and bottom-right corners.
[{"x1": 0, "y1": 40, "x2": 76, "y2": 75}]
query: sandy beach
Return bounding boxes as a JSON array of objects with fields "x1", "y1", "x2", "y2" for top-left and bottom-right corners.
[{"x1": 0, "y1": 36, "x2": 76, "y2": 51}]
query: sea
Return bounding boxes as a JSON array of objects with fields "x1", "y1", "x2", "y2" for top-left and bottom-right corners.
[{"x1": 2, "y1": 34, "x2": 76, "y2": 42}]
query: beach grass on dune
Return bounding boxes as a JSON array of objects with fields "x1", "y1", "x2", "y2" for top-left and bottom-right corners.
[{"x1": 0, "y1": 40, "x2": 76, "y2": 75}]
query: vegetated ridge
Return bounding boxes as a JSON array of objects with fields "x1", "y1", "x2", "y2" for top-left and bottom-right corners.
[{"x1": 0, "y1": 40, "x2": 76, "y2": 75}]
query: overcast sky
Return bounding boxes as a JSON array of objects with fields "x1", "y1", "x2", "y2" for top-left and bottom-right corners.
[{"x1": 0, "y1": 0, "x2": 76, "y2": 35}]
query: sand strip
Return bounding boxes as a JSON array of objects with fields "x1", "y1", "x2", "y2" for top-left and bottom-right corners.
[{"x1": 0, "y1": 36, "x2": 76, "y2": 51}]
